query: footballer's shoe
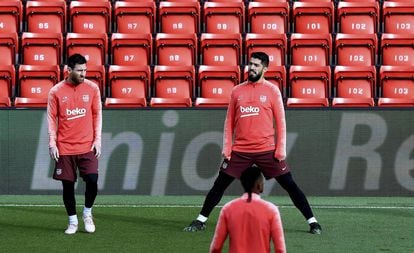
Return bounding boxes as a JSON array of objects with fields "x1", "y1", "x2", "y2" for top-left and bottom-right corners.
[
  {"x1": 83, "y1": 214, "x2": 96, "y2": 233},
  {"x1": 183, "y1": 220, "x2": 206, "y2": 232},
  {"x1": 309, "y1": 222, "x2": 322, "y2": 235},
  {"x1": 64, "y1": 223, "x2": 78, "y2": 235}
]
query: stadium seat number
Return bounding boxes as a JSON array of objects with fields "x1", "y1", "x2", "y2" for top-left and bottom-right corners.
[
  {"x1": 34, "y1": 54, "x2": 45, "y2": 61},
  {"x1": 127, "y1": 23, "x2": 138, "y2": 30},
  {"x1": 348, "y1": 88, "x2": 364, "y2": 95},
  {"x1": 302, "y1": 88, "x2": 316, "y2": 95},
  {"x1": 216, "y1": 23, "x2": 228, "y2": 30},
  {"x1": 83, "y1": 23, "x2": 94, "y2": 29},
  {"x1": 167, "y1": 87, "x2": 177, "y2": 94},
  {"x1": 31, "y1": 87, "x2": 42, "y2": 94},
  {"x1": 169, "y1": 55, "x2": 180, "y2": 62},
  {"x1": 351, "y1": 23, "x2": 366, "y2": 30},
  {"x1": 173, "y1": 23, "x2": 183, "y2": 30},
  {"x1": 307, "y1": 23, "x2": 320, "y2": 30},
  {"x1": 121, "y1": 88, "x2": 132, "y2": 94},
  {"x1": 0, "y1": 22, "x2": 4, "y2": 29},
  {"x1": 38, "y1": 23, "x2": 49, "y2": 29},
  {"x1": 394, "y1": 88, "x2": 409, "y2": 95},
  {"x1": 396, "y1": 23, "x2": 411, "y2": 30},
  {"x1": 394, "y1": 55, "x2": 409, "y2": 62},
  {"x1": 304, "y1": 55, "x2": 318, "y2": 62},
  {"x1": 212, "y1": 88, "x2": 223, "y2": 94},
  {"x1": 349, "y1": 55, "x2": 364, "y2": 62},
  {"x1": 213, "y1": 55, "x2": 225, "y2": 62},
  {"x1": 262, "y1": 23, "x2": 277, "y2": 30},
  {"x1": 124, "y1": 55, "x2": 135, "y2": 62}
]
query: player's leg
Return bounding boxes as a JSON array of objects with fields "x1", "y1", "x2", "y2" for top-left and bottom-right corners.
[
  {"x1": 78, "y1": 151, "x2": 99, "y2": 233},
  {"x1": 276, "y1": 172, "x2": 322, "y2": 234},
  {"x1": 53, "y1": 155, "x2": 78, "y2": 234},
  {"x1": 183, "y1": 171, "x2": 235, "y2": 232}
]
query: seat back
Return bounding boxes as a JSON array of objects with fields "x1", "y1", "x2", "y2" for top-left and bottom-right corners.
[
  {"x1": 153, "y1": 65, "x2": 194, "y2": 99},
  {"x1": 26, "y1": 0, "x2": 66, "y2": 33},
  {"x1": 70, "y1": 1, "x2": 111, "y2": 34},
  {"x1": 198, "y1": 65, "x2": 239, "y2": 99},
  {"x1": 383, "y1": 2, "x2": 414, "y2": 34},
  {"x1": 289, "y1": 66, "x2": 331, "y2": 99},
  {"x1": 335, "y1": 33, "x2": 377, "y2": 66},
  {"x1": 200, "y1": 33, "x2": 242, "y2": 66},
  {"x1": 155, "y1": 33, "x2": 197, "y2": 66},
  {"x1": 337, "y1": 2, "x2": 379, "y2": 34},
  {"x1": 108, "y1": 65, "x2": 150, "y2": 99},
  {"x1": 245, "y1": 33, "x2": 287, "y2": 67},
  {"x1": 0, "y1": 65, "x2": 15, "y2": 99},
  {"x1": 380, "y1": 66, "x2": 414, "y2": 99},
  {"x1": 248, "y1": 2, "x2": 289, "y2": 34},
  {"x1": 18, "y1": 65, "x2": 60, "y2": 99},
  {"x1": 334, "y1": 66, "x2": 376, "y2": 99},
  {"x1": 292, "y1": 2, "x2": 334, "y2": 34},
  {"x1": 66, "y1": 33, "x2": 108, "y2": 66},
  {"x1": 114, "y1": 1, "x2": 155, "y2": 34},
  {"x1": 0, "y1": 33, "x2": 18, "y2": 65},
  {"x1": 0, "y1": 0, "x2": 22, "y2": 33},
  {"x1": 290, "y1": 33, "x2": 332, "y2": 66},
  {"x1": 381, "y1": 34, "x2": 414, "y2": 66},
  {"x1": 203, "y1": 2, "x2": 245, "y2": 34},
  {"x1": 159, "y1": 1, "x2": 200, "y2": 34},
  {"x1": 111, "y1": 33, "x2": 152, "y2": 66},
  {"x1": 21, "y1": 32, "x2": 63, "y2": 66}
]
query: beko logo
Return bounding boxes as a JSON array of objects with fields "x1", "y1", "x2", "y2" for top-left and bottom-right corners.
[
  {"x1": 66, "y1": 108, "x2": 86, "y2": 120},
  {"x1": 240, "y1": 106, "x2": 260, "y2": 117}
]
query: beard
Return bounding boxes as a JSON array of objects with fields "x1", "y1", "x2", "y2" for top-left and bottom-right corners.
[
  {"x1": 72, "y1": 76, "x2": 84, "y2": 85},
  {"x1": 248, "y1": 71, "x2": 262, "y2": 82}
]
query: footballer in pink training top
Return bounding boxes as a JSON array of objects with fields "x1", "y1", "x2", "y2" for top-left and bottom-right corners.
[
  {"x1": 185, "y1": 52, "x2": 322, "y2": 235},
  {"x1": 47, "y1": 53, "x2": 102, "y2": 235}
]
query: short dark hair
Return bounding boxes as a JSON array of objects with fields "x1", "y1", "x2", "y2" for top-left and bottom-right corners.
[
  {"x1": 240, "y1": 166, "x2": 263, "y2": 202},
  {"x1": 251, "y1": 52, "x2": 269, "y2": 68},
  {"x1": 67, "y1": 53, "x2": 87, "y2": 69}
]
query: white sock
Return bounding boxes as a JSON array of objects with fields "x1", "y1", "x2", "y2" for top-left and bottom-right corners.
[
  {"x1": 197, "y1": 214, "x2": 208, "y2": 223},
  {"x1": 307, "y1": 217, "x2": 317, "y2": 224},
  {"x1": 69, "y1": 215, "x2": 78, "y2": 225},
  {"x1": 83, "y1": 206, "x2": 92, "y2": 217}
]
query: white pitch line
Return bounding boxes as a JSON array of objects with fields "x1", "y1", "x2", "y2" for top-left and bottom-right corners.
[{"x1": 0, "y1": 204, "x2": 414, "y2": 209}]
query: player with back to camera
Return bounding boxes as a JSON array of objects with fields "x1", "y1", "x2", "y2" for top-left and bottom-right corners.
[
  {"x1": 47, "y1": 53, "x2": 102, "y2": 234},
  {"x1": 184, "y1": 52, "x2": 322, "y2": 234},
  {"x1": 210, "y1": 165, "x2": 286, "y2": 253}
]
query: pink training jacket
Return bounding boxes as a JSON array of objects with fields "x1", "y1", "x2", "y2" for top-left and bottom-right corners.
[
  {"x1": 222, "y1": 79, "x2": 287, "y2": 161},
  {"x1": 210, "y1": 193, "x2": 286, "y2": 253},
  {"x1": 47, "y1": 79, "x2": 102, "y2": 155}
]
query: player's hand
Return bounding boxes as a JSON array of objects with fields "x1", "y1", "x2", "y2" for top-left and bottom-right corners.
[
  {"x1": 222, "y1": 153, "x2": 231, "y2": 161},
  {"x1": 91, "y1": 143, "x2": 101, "y2": 158},
  {"x1": 49, "y1": 146, "x2": 59, "y2": 162},
  {"x1": 274, "y1": 151, "x2": 285, "y2": 162}
]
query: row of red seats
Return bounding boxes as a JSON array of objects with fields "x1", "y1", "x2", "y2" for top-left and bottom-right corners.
[
  {"x1": 1, "y1": 0, "x2": 414, "y2": 35},
  {"x1": 1, "y1": 64, "x2": 413, "y2": 108},
  {"x1": 2, "y1": 32, "x2": 414, "y2": 67}
]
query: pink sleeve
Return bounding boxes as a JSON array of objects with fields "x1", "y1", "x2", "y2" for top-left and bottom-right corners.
[
  {"x1": 270, "y1": 207, "x2": 286, "y2": 253},
  {"x1": 209, "y1": 208, "x2": 228, "y2": 253},
  {"x1": 47, "y1": 89, "x2": 58, "y2": 148},
  {"x1": 272, "y1": 86, "x2": 286, "y2": 160},
  {"x1": 92, "y1": 86, "x2": 102, "y2": 147},
  {"x1": 222, "y1": 92, "x2": 235, "y2": 159}
]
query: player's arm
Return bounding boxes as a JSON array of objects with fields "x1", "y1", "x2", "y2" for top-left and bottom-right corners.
[
  {"x1": 91, "y1": 86, "x2": 102, "y2": 158},
  {"x1": 222, "y1": 91, "x2": 235, "y2": 160},
  {"x1": 47, "y1": 89, "x2": 59, "y2": 161},
  {"x1": 209, "y1": 208, "x2": 228, "y2": 253},
  {"x1": 270, "y1": 207, "x2": 286, "y2": 253},
  {"x1": 272, "y1": 86, "x2": 286, "y2": 161}
]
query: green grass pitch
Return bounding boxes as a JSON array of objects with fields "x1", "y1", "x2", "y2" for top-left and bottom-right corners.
[{"x1": 0, "y1": 196, "x2": 412, "y2": 253}]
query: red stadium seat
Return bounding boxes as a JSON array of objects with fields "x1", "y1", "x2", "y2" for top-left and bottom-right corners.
[
  {"x1": 243, "y1": 65, "x2": 286, "y2": 98},
  {"x1": 63, "y1": 64, "x2": 106, "y2": 99},
  {"x1": 381, "y1": 34, "x2": 414, "y2": 66},
  {"x1": 0, "y1": 0, "x2": 22, "y2": 33},
  {"x1": 332, "y1": 66, "x2": 376, "y2": 107},
  {"x1": 292, "y1": 1, "x2": 334, "y2": 34},
  {"x1": 287, "y1": 66, "x2": 331, "y2": 107},
  {"x1": 159, "y1": 1, "x2": 200, "y2": 34},
  {"x1": 378, "y1": 66, "x2": 414, "y2": 107},
  {"x1": 290, "y1": 33, "x2": 332, "y2": 66},
  {"x1": 69, "y1": 1, "x2": 111, "y2": 34},
  {"x1": 66, "y1": 33, "x2": 108, "y2": 66},
  {"x1": 114, "y1": 1, "x2": 156, "y2": 34},
  {"x1": 0, "y1": 33, "x2": 18, "y2": 66},
  {"x1": 245, "y1": 33, "x2": 287, "y2": 67},
  {"x1": 194, "y1": 65, "x2": 240, "y2": 108},
  {"x1": 247, "y1": 1, "x2": 289, "y2": 34},
  {"x1": 155, "y1": 33, "x2": 197, "y2": 66},
  {"x1": 26, "y1": 0, "x2": 66, "y2": 33},
  {"x1": 15, "y1": 65, "x2": 60, "y2": 108},
  {"x1": 200, "y1": 33, "x2": 242, "y2": 66},
  {"x1": 105, "y1": 65, "x2": 150, "y2": 108},
  {"x1": 383, "y1": 1, "x2": 414, "y2": 34},
  {"x1": 111, "y1": 33, "x2": 152, "y2": 66},
  {"x1": 335, "y1": 33, "x2": 377, "y2": 66},
  {"x1": 150, "y1": 65, "x2": 194, "y2": 107},
  {"x1": 21, "y1": 33, "x2": 63, "y2": 66},
  {"x1": 337, "y1": 2, "x2": 379, "y2": 34},
  {"x1": 0, "y1": 65, "x2": 15, "y2": 107},
  {"x1": 203, "y1": 1, "x2": 245, "y2": 34}
]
